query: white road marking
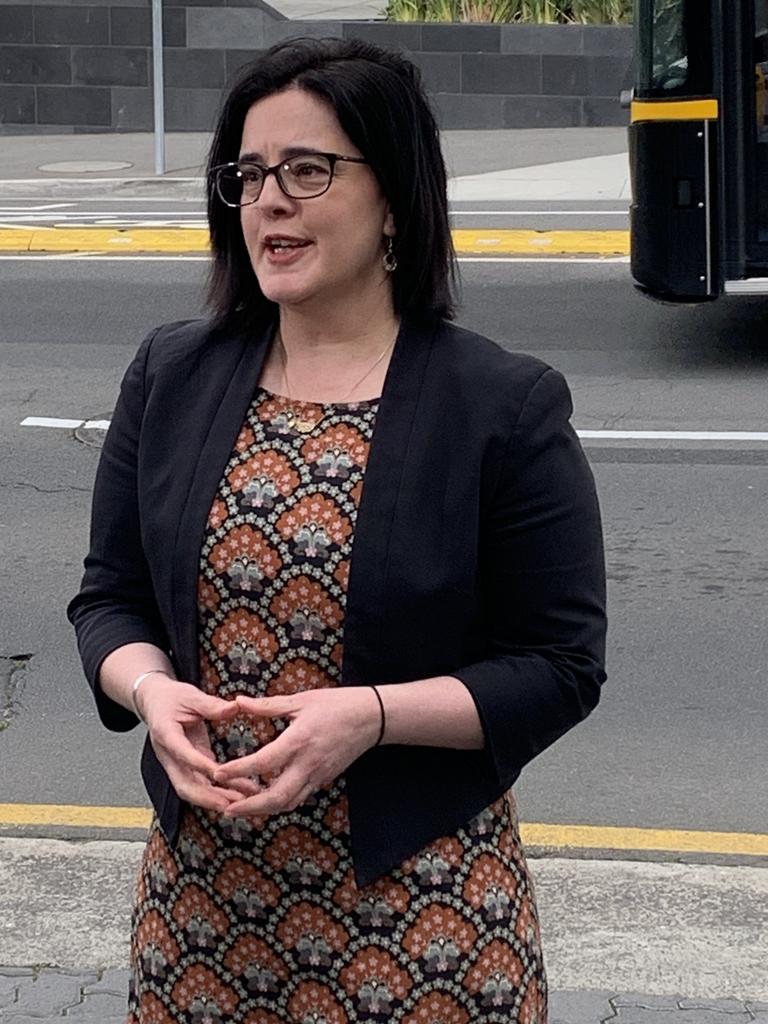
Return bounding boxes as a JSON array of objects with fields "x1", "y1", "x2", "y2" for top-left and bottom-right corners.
[
  {"x1": 0, "y1": 212, "x2": 205, "y2": 221},
  {"x1": 0, "y1": 204, "x2": 76, "y2": 212},
  {"x1": 0, "y1": 196, "x2": 205, "y2": 203},
  {"x1": 458, "y1": 256, "x2": 631, "y2": 264},
  {"x1": 580, "y1": 430, "x2": 768, "y2": 441},
  {"x1": 0, "y1": 177, "x2": 201, "y2": 183},
  {"x1": 20, "y1": 419, "x2": 768, "y2": 443},
  {"x1": 21, "y1": 416, "x2": 85, "y2": 429},
  {"x1": 450, "y1": 209, "x2": 628, "y2": 216},
  {"x1": 0, "y1": 254, "x2": 632, "y2": 264}
]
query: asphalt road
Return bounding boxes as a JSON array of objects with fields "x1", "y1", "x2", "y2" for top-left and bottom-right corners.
[{"x1": 2, "y1": 256, "x2": 767, "y2": 847}]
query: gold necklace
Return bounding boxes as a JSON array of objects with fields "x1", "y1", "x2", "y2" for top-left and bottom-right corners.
[{"x1": 278, "y1": 335, "x2": 395, "y2": 434}]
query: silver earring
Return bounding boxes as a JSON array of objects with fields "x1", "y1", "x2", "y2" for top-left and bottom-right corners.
[{"x1": 383, "y1": 236, "x2": 397, "y2": 273}]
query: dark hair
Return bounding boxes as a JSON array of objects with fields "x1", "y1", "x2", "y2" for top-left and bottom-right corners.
[{"x1": 205, "y1": 37, "x2": 458, "y2": 330}]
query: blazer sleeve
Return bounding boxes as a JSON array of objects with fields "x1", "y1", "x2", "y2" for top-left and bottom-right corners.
[
  {"x1": 66, "y1": 326, "x2": 171, "y2": 732},
  {"x1": 452, "y1": 366, "x2": 607, "y2": 790}
]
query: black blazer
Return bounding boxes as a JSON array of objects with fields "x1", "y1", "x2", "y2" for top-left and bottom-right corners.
[{"x1": 67, "y1": 314, "x2": 606, "y2": 887}]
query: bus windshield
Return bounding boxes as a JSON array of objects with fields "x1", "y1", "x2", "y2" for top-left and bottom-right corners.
[
  {"x1": 636, "y1": 0, "x2": 688, "y2": 94},
  {"x1": 635, "y1": 0, "x2": 712, "y2": 97}
]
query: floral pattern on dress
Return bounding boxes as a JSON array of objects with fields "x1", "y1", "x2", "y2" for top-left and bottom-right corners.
[{"x1": 129, "y1": 387, "x2": 547, "y2": 1023}]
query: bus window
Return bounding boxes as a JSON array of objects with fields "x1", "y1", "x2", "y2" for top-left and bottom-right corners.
[{"x1": 634, "y1": 0, "x2": 711, "y2": 98}]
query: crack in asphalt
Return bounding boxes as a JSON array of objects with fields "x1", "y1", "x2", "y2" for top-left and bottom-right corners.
[
  {"x1": 0, "y1": 481, "x2": 90, "y2": 494},
  {"x1": 0, "y1": 654, "x2": 32, "y2": 731}
]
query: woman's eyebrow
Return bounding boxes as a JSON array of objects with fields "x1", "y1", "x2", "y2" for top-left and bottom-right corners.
[{"x1": 238, "y1": 146, "x2": 323, "y2": 162}]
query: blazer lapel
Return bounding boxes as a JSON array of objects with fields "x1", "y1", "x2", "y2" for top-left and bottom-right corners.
[{"x1": 342, "y1": 317, "x2": 437, "y2": 685}]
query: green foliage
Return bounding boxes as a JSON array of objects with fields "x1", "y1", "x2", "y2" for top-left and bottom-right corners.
[{"x1": 385, "y1": 0, "x2": 632, "y2": 23}]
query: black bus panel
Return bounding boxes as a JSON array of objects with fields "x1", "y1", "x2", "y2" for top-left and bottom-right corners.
[{"x1": 629, "y1": 119, "x2": 716, "y2": 301}]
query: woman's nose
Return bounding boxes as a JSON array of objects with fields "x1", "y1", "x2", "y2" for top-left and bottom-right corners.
[{"x1": 256, "y1": 170, "x2": 293, "y2": 212}]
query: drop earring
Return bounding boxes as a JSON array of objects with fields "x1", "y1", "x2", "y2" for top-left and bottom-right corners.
[{"x1": 383, "y1": 236, "x2": 398, "y2": 273}]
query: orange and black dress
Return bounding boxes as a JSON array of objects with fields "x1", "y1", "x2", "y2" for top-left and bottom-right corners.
[{"x1": 128, "y1": 387, "x2": 547, "y2": 1024}]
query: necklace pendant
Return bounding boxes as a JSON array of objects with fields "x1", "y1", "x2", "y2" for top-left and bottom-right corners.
[
  {"x1": 285, "y1": 406, "x2": 320, "y2": 434},
  {"x1": 294, "y1": 416, "x2": 318, "y2": 434}
]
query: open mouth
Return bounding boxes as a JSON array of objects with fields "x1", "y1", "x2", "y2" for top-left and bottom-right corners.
[{"x1": 264, "y1": 238, "x2": 312, "y2": 254}]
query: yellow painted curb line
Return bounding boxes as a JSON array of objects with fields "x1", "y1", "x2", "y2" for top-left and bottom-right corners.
[
  {"x1": 451, "y1": 229, "x2": 629, "y2": 256},
  {"x1": 0, "y1": 803, "x2": 151, "y2": 829},
  {"x1": 521, "y1": 823, "x2": 768, "y2": 858},
  {"x1": 0, "y1": 226, "x2": 210, "y2": 254},
  {"x1": 1, "y1": 803, "x2": 767, "y2": 857},
  {"x1": 0, "y1": 227, "x2": 630, "y2": 256}
]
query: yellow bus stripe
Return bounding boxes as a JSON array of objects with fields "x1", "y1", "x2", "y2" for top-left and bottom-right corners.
[
  {"x1": 631, "y1": 98, "x2": 719, "y2": 123},
  {"x1": 2, "y1": 803, "x2": 767, "y2": 857}
]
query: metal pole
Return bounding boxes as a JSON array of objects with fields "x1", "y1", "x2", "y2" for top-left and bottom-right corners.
[{"x1": 151, "y1": 0, "x2": 165, "y2": 176}]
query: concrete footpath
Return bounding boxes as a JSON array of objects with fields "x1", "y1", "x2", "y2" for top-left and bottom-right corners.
[{"x1": 1, "y1": 836, "x2": 768, "y2": 1022}]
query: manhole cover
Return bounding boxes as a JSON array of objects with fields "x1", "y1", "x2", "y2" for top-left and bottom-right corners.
[
  {"x1": 75, "y1": 416, "x2": 111, "y2": 449},
  {"x1": 38, "y1": 160, "x2": 133, "y2": 173}
]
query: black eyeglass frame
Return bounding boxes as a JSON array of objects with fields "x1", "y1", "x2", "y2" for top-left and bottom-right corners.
[{"x1": 210, "y1": 152, "x2": 369, "y2": 207}]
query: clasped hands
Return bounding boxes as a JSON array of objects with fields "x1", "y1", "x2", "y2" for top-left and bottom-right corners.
[{"x1": 137, "y1": 679, "x2": 382, "y2": 818}]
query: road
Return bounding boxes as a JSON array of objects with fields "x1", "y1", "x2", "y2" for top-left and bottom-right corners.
[{"x1": 2, "y1": 250, "x2": 767, "y2": 855}]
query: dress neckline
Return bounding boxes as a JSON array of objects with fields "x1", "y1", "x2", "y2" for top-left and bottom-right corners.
[{"x1": 256, "y1": 385, "x2": 381, "y2": 408}]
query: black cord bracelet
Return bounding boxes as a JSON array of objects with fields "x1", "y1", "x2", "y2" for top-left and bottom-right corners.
[{"x1": 370, "y1": 685, "x2": 386, "y2": 746}]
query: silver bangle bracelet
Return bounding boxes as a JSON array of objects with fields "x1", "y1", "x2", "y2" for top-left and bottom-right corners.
[{"x1": 131, "y1": 670, "x2": 169, "y2": 721}]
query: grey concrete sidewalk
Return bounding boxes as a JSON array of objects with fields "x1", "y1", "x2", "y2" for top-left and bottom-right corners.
[
  {"x1": 0, "y1": 127, "x2": 630, "y2": 202},
  {"x1": 0, "y1": 127, "x2": 628, "y2": 179},
  {"x1": 2, "y1": 969, "x2": 768, "y2": 1023},
  {"x1": 2, "y1": 838, "x2": 768, "y2": 1021}
]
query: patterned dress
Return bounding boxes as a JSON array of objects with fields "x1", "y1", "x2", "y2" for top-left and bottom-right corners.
[{"x1": 128, "y1": 387, "x2": 548, "y2": 1024}]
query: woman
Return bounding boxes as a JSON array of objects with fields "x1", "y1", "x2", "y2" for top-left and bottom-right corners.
[{"x1": 68, "y1": 37, "x2": 606, "y2": 1024}]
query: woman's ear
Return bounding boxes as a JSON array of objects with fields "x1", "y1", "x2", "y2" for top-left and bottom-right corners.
[{"x1": 384, "y1": 210, "x2": 396, "y2": 238}]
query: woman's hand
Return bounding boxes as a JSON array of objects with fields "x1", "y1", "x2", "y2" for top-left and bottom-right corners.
[
  {"x1": 137, "y1": 676, "x2": 260, "y2": 813},
  {"x1": 211, "y1": 687, "x2": 382, "y2": 817}
]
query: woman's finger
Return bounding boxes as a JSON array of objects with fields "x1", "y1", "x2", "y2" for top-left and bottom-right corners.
[
  {"x1": 226, "y1": 776, "x2": 263, "y2": 798},
  {"x1": 154, "y1": 722, "x2": 222, "y2": 778},
  {"x1": 178, "y1": 692, "x2": 242, "y2": 722},
  {"x1": 160, "y1": 761, "x2": 244, "y2": 811},
  {"x1": 223, "y1": 767, "x2": 308, "y2": 818},
  {"x1": 234, "y1": 694, "x2": 299, "y2": 718},
  {"x1": 212, "y1": 727, "x2": 295, "y2": 784}
]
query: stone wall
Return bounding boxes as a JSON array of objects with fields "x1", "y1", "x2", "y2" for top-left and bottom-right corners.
[{"x1": 0, "y1": 1, "x2": 632, "y2": 132}]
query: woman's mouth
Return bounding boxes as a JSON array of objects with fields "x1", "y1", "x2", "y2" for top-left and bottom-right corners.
[{"x1": 263, "y1": 237, "x2": 313, "y2": 264}]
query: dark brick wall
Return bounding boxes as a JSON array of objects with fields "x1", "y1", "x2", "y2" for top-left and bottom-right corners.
[{"x1": 0, "y1": 1, "x2": 631, "y2": 132}]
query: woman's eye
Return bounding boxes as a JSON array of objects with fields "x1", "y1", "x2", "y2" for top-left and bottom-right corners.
[{"x1": 293, "y1": 162, "x2": 326, "y2": 177}]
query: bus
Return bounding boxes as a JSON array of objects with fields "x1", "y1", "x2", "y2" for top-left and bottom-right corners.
[{"x1": 629, "y1": 0, "x2": 768, "y2": 300}]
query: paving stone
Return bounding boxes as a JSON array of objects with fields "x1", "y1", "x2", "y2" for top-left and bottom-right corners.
[
  {"x1": 60, "y1": 1018, "x2": 125, "y2": 1023},
  {"x1": 747, "y1": 1004, "x2": 768, "y2": 1014},
  {"x1": 66, "y1": 991, "x2": 127, "y2": 1016},
  {"x1": 613, "y1": 994, "x2": 685, "y2": 1009},
  {"x1": 82, "y1": 968, "x2": 130, "y2": 996},
  {"x1": 612, "y1": 1009, "x2": 751, "y2": 1024},
  {"x1": 551, "y1": 989, "x2": 618, "y2": 1023},
  {"x1": 7, "y1": 968, "x2": 97, "y2": 1017},
  {"x1": 679, "y1": 998, "x2": 751, "y2": 1013},
  {"x1": 0, "y1": 978, "x2": 19, "y2": 1011},
  {"x1": 1, "y1": 1017, "x2": 69, "y2": 1024}
]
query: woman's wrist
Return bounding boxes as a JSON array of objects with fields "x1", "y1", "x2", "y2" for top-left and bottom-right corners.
[
  {"x1": 353, "y1": 686, "x2": 386, "y2": 749},
  {"x1": 370, "y1": 685, "x2": 386, "y2": 746},
  {"x1": 132, "y1": 669, "x2": 175, "y2": 722}
]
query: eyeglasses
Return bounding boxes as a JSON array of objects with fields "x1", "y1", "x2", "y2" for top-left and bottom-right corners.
[{"x1": 210, "y1": 152, "x2": 369, "y2": 207}]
